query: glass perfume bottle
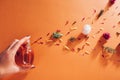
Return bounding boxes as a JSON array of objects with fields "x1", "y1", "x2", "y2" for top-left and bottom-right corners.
[{"x1": 15, "y1": 40, "x2": 34, "y2": 68}]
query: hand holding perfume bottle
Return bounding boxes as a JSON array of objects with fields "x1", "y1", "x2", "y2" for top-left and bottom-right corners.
[{"x1": 0, "y1": 36, "x2": 34, "y2": 77}]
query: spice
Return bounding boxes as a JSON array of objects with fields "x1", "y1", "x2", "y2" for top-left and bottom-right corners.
[
  {"x1": 72, "y1": 21, "x2": 77, "y2": 26},
  {"x1": 56, "y1": 30, "x2": 61, "y2": 33},
  {"x1": 77, "y1": 37, "x2": 81, "y2": 40},
  {"x1": 116, "y1": 32, "x2": 120, "y2": 37},
  {"x1": 66, "y1": 31, "x2": 70, "y2": 35},
  {"x1": 65, "y1": 21, "x2": 69, "y2": 25},
  {"x1": 81, "y1": 17, "x2": 85, "y2": 22},
  {"x1": 118, "y1": 13, "x2": 120, "y2": 16},
  {"x1": 77, "y1": 48, "x2": 81, "y2": 52},
  {"x1": 70, "y1": 27, "x2": 78, "y2": 31},
  {"x1": 112, "y1": 25, "x2": 116, "y2": 28},
  {"x1": 92, "y1": 35, "x2": 95, "y2": 38},
  {"x1": 32, "y1": 37, "x2": 42, "y2": 45},
  {"x1": 69, "y1": 37, "x2": 76, "y2": 42},
  {"x1": 81, "y1": 45, "x2": 85, "y2": 50},
  {"x1": 59, "y1": 39, "x2": 63, "y2": 43},
  {"x1": 47, "y1": 33, "x2": 50, "y2": 36},
  {"x1": 85, "y1": 51, "x2": 90, "y2": 55},
  {"x1": 118, "y1": 21, "x2": 120, "y2": 25},
  {"x1": 55, "y1": 43, "x2": 60, "y2": 46},
  {"x1": 100, "y1": 22, "x2": 104, "y2": 24},
  {"x1": 85, "y1": 42, "x2": 90, "y2": 46},
  {"x1": 71, "y1": 48, "x2": 75, "y2": 52},
  {"x1": 93, "y1": 9, "x2": 96, "y2": 15},
  {"x1": 97, "y1": 10, "x2": 104, "y2": 19},
  {"x1": 63, "y1": 45, "x2": 70, "y2": 50},
  {"x1": 103, "y1": 18, "x2": 106, "y2": 21},
  {"x1": 46, "y1": 40, "x2": 53, "y2": 43},
  {"x1": 38, "y1": 42, "x2": 44, "y2": 44},
  {"x1": 100, "y1": 27, "x2": 104, "y2": 31}
]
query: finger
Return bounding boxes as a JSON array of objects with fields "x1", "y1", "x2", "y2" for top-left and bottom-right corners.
[
  {"x1": 11, "y1": 36, "x2": 31, "y2": 54},
  {"x1": 7, "y1": 39, "x2": 19, "y2": 51},
  {"x1": 19, "y1": 65, "x2": 35, "y2": 72}
]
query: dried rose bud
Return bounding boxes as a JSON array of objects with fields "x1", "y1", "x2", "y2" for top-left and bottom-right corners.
[
  {"x1": 102, "y1": 32, "x2": 110, "y2": 40},
  {"x1": 56, "y1": 30, "x2": 61, "y2": 33},
  {"x1": 109, "y1": 0, "x2": 116, "y2": 4}
]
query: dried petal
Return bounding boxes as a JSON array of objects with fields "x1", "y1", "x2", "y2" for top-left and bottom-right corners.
[
  {"x1": 64, "y1": 45, "x2": 70, "y2": 50},
  {"x1": 77, "y1": 48, "x2": 81, "y2": 52},
  {"x1": 59, "y1": 39, "x2": 63, "y2": 42},
  {"x1": 55, "y1": 44, "x2": 60, "y2": 46},
  {"x1": 85, "y1": 51, "x2": 90, "y2": 55},
  {"x1": 85, "y1": 42, "x2": 90, "y2": 46},
  {"x1": 47, "y1": 33, "x2": 50, "y2": 36},
  {"x1": 65, "y1": 21, "x2": 69, "y2": 25},
  {"x1": 66, "y1": 31, "x2": 70, "y2": 35},
  {"x1": 116, "y1": 32, "x2": 120, "y2": 37},
  {"x1": 70, "y1": 27, "x2": 78, "y2": 31},
  {"x1": 81, "y1": 17, "x2": 85, "y2": 22},
  {"x1": 72, "y1": 21, "x2": 77, "y2": 26}
]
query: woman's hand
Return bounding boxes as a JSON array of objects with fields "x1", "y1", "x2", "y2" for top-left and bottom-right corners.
[{"x1": 0, "y1": 36, "x2": 34, "y2": 77}]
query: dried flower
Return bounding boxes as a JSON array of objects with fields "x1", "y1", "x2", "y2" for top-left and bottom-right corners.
[
  {"x1": 52, "y1": 32, "x2": 63, "y2": 39},
  {"x1": 56, "y1": 30, "x2": 61, "y2": 33},
  {"x1": 109, "y1": 0, "x2": 116, "y2": 4},
  {"x1": 102, "y1": 32, "x2": 110, "y2": 40}
]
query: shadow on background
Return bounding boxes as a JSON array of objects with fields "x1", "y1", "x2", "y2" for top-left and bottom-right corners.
[
  {"x1": 91, "y1": 36, "x2": 107, "y2": 60},
  {"x1": 110, "y1": 43, "x2": 120, "y2": 68},
  {"x1": 66, "y1": 33, "x2": 88, "y2": 50}
]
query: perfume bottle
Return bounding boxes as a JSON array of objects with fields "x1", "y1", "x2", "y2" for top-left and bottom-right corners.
[{"x1": 15, "y1": 40, "x2": 34, "y2": 68}]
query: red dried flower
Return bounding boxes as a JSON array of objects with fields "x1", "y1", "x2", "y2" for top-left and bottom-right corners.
[
  {"x1": 109, "y1": 0, "x2": 116, "y2": 4},
  {"x1": 56, "y1": 30, "x2": 61, "y2": 33},
  {"x1": 102, "y1": 32, "x2": 110, "y2": 40}
]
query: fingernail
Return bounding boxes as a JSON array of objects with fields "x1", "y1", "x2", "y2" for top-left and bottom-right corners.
[
  {"x1": 26, "y1": 35, "x2": 31, "y2": 38},
  {"x1": 15, "y1": 39, "x2": 19, "y2": 42},
  {"x1": 31, "y1": 65, "x2": 35, "y2": 69}
]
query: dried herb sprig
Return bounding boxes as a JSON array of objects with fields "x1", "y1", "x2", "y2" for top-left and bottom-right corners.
[
  {"x1": 52, "y1": 32, "x2": 63, "y2": 39},
  {"x1": 103, "y1": 46, "x2": 116, "y2": 53}
]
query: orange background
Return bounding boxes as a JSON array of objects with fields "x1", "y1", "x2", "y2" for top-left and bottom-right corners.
[{"x1": 0, "y1": 0, "x2": 120, "y2": 80}]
